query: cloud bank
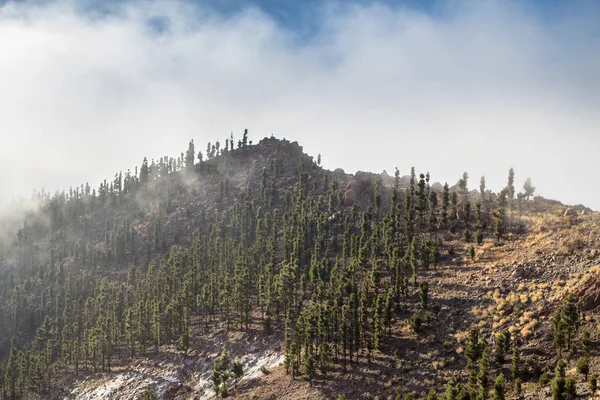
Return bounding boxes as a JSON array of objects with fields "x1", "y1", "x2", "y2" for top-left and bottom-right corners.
[{"x1": 0, "y1": 0, "x2": 599, "y2": 208}]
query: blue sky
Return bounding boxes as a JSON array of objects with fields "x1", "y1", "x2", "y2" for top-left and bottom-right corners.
[
  {"x1": 5, "y1": 0, "x2": 598, "y2": 37},
  {"x1": 0, "y1": 0, "x2": 599, "y2": 209}
]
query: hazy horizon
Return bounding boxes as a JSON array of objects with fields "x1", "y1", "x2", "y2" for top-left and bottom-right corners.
[{"x1": 1, "y1": 0, "x2": 599, "y2": 210}]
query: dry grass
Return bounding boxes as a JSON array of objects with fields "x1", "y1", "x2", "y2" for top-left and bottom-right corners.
[
  {"x1": 530, "y1": 291, "x2": 543, "y2": 303},
  {"x1": 519, "y1": 294, "x2": 529, "y2": 304},
  {"x1": 493, "y1": 317, "x2": 510, "y2": 330},
  {"x1": 495, "y1": 298, "x2": 507, "y2": 314},
  {"x1": 506, "y1": 292, "x2": 520, "y2": 305},
  {"x1": 432, "y1": 360, "x2": 446, "y2": 370},
  {"x1": 472, "y1": 306, "x2": 490, "y2": 320},
  {"x1": 454, "y1": 331, "x2": 469, "y2": 345},
  {"x1": 589, "y1": 265, "x2": 600, "y2": 275}
]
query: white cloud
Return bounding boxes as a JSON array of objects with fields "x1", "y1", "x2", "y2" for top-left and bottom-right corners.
[{"x1": 0, "y1": 0, "x2": 598, "y2": 208}]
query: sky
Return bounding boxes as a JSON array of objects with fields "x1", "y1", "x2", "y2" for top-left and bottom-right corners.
[{"x1": 0, "y1": 0, "x2": 599, "y2": 209}]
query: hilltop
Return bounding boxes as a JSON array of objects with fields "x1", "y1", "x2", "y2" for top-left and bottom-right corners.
[{"x1": 0, "y1": 133, "x2": 599, "y2": 400}]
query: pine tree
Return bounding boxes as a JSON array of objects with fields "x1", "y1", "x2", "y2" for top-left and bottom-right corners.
[
  {"x1": 494, "y1": 329, "x2": 510, "y2": 363},
  {"x1": 523, "y1": 178, "x2": 535, "y2": 200},
  {"x1": 565, "y1": 377, "x2": 576, "y2": 400},
  {"x1": 507, "y1": 168, "x2": 515, "y2": 201},
  {"x1": 185, "y1": 139, "x2": 195, "y2": 169},
  {"x1": 304, "y1": 349, "x2": 315, "y2": 386},
  {"x1": 491, "y1": 374, "x2": 505, "y2": 400},
  {"x1": 514, "y1": 378, "x2": 521, "y2": 398},
  {"x1": 419, "y1": 282, "x2": 428, "y2": 310},
  {"x1": 552, "y1": 310, "x2": 566, "y2": 356},
  {"x1": 561, "y1": 293, "x2": 579, "y2": 349},
  {"x1": 577, "y1": 357, "x2": 589, "y2": 381},
  {"x1": 581, "y1": 331, "x2": 591, "y2": 356},
  {"x1": 178, "y1": 325, "x2": 191, "y2": 356},
  {"x1": 552, "y1": 360, "x2": 566, "y2": 400},
  {"x1": 5, "y1": 341, "x2": 17, "y2": 400},
  {"x1": 477, "y1": 346, "x2": 490, "y2": 399},
  {"x1": 493, "y1": 189, "x2": 507, "y2": 241},
  {"x1": 140, "y1": 388, "x2": 158, "y2": 400},
  {"x1": 427, "y1": 388, "x2": 438, "y2": 400},
  {"x1": 140, "y1": 157, "x2": 149, "y2": 184},
  {"x1": 442, "y1": 183, "x2": 450, "y2": 227},
  {"x1": 211, "y1": 346, "x2": 232, "y2": 397},
  {"x1": 464, "y1": 327, "x2": 481, "y2": 367},
  {"x1": 511, "y1": 346, "x2": 520, "y2": 379},
  {"x1": 475, "y1": 230, "x2": 484, "y2": 246},
  {"x1": 231, "y1": 360, "x2": 244, "y2": 389},
  {"x1": 444, "y1": 377, "x2": 460, "y2": 400}
]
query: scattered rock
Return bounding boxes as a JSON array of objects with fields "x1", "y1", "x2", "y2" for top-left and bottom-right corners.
[{"x1": 511, "y1": 264, "x2": 537, "y2": 279}]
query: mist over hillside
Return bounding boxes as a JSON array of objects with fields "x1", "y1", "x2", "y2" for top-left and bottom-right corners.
[{"x1": 1, "y1": 0, "x2": 599, "y2": 398}]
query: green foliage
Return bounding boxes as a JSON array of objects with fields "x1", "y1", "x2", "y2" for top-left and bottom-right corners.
[
  {"x1": 231, "y1": 360, "x2": 244, "y2": 386},
  {"x1": 475, "y1": 230, "x2": 484, "y2": 245},
  {"x1": 427, "y1": 388, "x2": 438, "y2": 400},
  {"x1": 552, "y1": 360, "x2": 566, "y2": 400},
  {"x1": 140, "y1": 388, "x2": 158, "y2": 400},
  {"x1": 565, "y1": 377, "x2": 576, "y2": 400},
  {"x1": 477, "y1": 346, "x2": 491, "y2": 399},
  {"x1": 553, "y1": 293, "x2": 579, "y2": 356},
  {"x1": 590, "y1": 375, "x2": 597, "y2": 393},
  {"x1": 419, "y1": 282, "x2": 429, "y2": 310},
  {"x1": 523, "y1": 178, "x2": 535, "y2": 200},
  {"x1": 576, "y1": 357, "x2": 589, "y2": 380},
  {"x1": 494, "y1": 329, "x2": 511, "y2": 363},
  {"x1": 444, "y1": 377, "x2": 460, "y2": 400},
  {"x1": 408, "y1": 313, "x2": 423, "y2": 333},
  {"x1": 491, "y1": 373, "x2": 505, "y2": 400},
  {"x1": 561, "y1": 293, "x2": 579, "y2": 349},
  {"x1": 581, "y1": 331, "x2": 591, "y2": 356},
  {"x1": 514, "y1": 378, "x2": 521, "y2": 397},
  {"x1": 464, "y1": 327, "x2": 481, "y2": 366},
  {"x1": 178, "y1": 325, "x2": 191, "y2": 355},
  {"x1": 303, "y1": 350, "x2": 315, "y2": 385},
  {"x1": 511, "y1": 346, "x2": 521, "y2": 379},
  {"x1": 463, "y1": 228, "x2": 472, "y2": 243},
  {"x1": 539, "y1": 372, "x2": 549, "y2": 385},
  {"x1": 211, "y1": 346, "x2": 232, "y2": 397}
]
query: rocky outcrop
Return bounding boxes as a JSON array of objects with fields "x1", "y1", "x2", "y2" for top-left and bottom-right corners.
[{"x1": 578, "y1": 274, "x2": 600, "y2": 311}]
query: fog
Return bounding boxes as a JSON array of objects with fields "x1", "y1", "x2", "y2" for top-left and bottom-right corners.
[{"x1": 0, "y1": 0, "x2": 599, "y2": 209}]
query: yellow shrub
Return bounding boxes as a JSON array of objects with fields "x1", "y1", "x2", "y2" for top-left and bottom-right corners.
[
  {"x1": 520, "y1": 294, "x2": 529, "y2": 304},
  {"x1": 507, "y1": 292, "x2": 519, "y2": 305}
]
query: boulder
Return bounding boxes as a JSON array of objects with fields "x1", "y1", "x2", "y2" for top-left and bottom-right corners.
[{"x1": 578, "y1": 274, "x2": 600, "y2": 311}]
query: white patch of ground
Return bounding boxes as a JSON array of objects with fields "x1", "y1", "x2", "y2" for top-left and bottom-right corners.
[
  {"x1": 69, "y1": 362, "x2": 182, "y2": 400},
  {"x1": 68, "y1": 348, "x2": 283, "y2": 399},
  {"x1": 240, "y1": 351, "x2": 284, "y2": 380}
]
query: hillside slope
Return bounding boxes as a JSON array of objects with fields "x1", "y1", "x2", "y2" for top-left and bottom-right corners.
[{"x1": 0, "y1": 134, "x2": 598, "y2": 400}]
